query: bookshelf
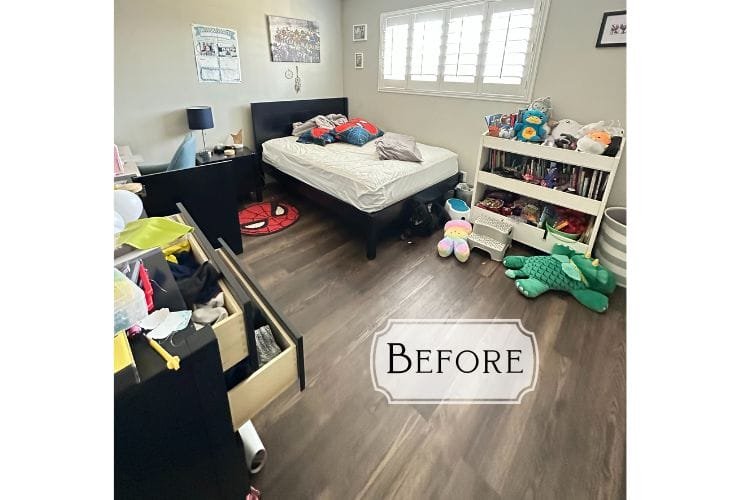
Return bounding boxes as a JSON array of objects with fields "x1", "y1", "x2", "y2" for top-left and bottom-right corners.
[{"x1": 471, "y1": 133, "x2": 624, "y2": 255}]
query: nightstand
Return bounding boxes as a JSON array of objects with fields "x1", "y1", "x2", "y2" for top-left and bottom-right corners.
[{"x1": 197, "y1": 147, "x2": 263, "y2": 202}]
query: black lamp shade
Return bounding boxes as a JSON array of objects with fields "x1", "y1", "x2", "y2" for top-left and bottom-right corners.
[{"x1": 186, "y1": 106, "x2": 214, "y2": 130}]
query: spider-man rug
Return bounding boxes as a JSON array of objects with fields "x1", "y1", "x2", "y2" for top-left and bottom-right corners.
[{"x1": 238, "y1": 201, "x2": 300, "y2": 236}]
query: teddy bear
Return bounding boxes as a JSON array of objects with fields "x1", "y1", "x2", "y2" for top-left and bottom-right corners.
[
  {"x1": 437, "y1": 220, "x2": 473, "y2": 262},
  {"x1": 514, "y1": 109, "x2": 547, "y2": 142}
]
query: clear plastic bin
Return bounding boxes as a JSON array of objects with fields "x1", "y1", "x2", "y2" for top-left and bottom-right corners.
[{"x1": 114, "y1": 268, "x2": 147, "y2": 333}]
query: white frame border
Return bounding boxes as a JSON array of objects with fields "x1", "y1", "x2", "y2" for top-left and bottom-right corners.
[
  {"x1": 352, "y1": 23, "x2": 368, "y2": 41},
  {"x1": 354, "y1": 52, "x2": 365, "y2": 69}
]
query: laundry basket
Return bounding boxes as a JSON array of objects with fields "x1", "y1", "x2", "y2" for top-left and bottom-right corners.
[{"x1": 595, "y1": 206, "x2": 626, "y2": 287}]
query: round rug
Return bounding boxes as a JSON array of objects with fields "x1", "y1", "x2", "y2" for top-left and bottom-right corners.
[{"x1": 239, "y1": 201, "x2": 299, "y2": 236}]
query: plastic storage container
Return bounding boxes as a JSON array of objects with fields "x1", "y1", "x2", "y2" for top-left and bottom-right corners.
[
  {"x1": 445, "y1": 198, "x2": 471, "y2": 220},
  {"x1": 114, "y1": 268, "x2": 147, "y2": 333},
  {"x1": 454, "y1": 183, "x2": 473, "y2": 206}
]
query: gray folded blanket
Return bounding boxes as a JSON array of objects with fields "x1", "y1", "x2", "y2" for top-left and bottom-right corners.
[
  {"x1": 292, "y1": 114, "x2": 348, "y2": 136},
  {"x1": 376, "y1": 132, "x2": 423, "y2": 162}
]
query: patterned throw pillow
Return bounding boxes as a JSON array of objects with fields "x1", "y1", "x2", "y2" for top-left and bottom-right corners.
[
  {"x1": 296, "y1": 127, "x2": 337, "y2": 146},
  {"x1": 333, "y1": 118, "x2": 384, "y2": 146}
]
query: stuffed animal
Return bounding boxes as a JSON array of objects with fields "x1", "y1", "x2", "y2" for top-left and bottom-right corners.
[
  {"x1": 529, "y1": 96, "x2": 555, "y2": 135},
  {"x1": 498, "y1": 125, "x2": 514, "y2": 139},
  {"x1": 437, "y1": 220, "x2": 473, "y2": 263},
  {"x1": 503, "y1": 244, "x2": 616, "y2": 312},
  {"x1": 550, "y1": 118, "x2": 582, "y2": 142},
  {"x1": 514, "y1": 110, "x2": 547, "y2": 142},
  {"x1": 577, "y1": 131, "x2": 612, "y2": 154},
  {"x1": 529, "y1": 96, "x2": 552, "y2": 118},
  {"x1": 554, "y1": 133, "x2": 578, "y2": 150}
]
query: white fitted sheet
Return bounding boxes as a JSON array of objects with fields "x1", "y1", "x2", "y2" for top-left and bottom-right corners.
[{"x1": 262, "y1": 136, "x2": 459, "y2": 213}]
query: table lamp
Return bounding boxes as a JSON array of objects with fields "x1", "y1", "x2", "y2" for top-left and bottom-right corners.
[{"x1": 186, "y1": 106, "x2": 214, "y2": 159}]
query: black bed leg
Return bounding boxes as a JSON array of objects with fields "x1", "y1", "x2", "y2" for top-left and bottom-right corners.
[{"x1": 366, "y1": 223, "x2": 378, "y2": 260}]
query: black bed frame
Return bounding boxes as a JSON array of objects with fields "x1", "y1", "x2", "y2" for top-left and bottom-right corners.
[{"x1": 251, "y1": 97, "x2": 457, "y2": 260}]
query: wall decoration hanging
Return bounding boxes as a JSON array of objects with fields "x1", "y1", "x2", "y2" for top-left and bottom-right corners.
[
  {"x1": 191, "y1": 24, "x2": 242, "y2": 83},
  {"x1": 284, "y1": 66, "x2": 301, "y2": 92},
  {"x1": 354, "y1": 52, "x2": 364, "y2": 69},
  {"x1": 596, "y1": 10, "x2": 626, "y2": 47},
  {"x1": 267, "y1": 15, "x2": 320, "y2": 63},
  {"x1": 352, "y1": 24, "x2": 367, "y2": 41}
]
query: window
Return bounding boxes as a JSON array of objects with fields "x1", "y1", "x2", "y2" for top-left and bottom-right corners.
[{"x1": 378, "y1": 0, "x2": 550, "y2": 102}]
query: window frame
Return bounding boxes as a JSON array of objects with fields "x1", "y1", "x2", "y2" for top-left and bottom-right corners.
[{"x1": 377, "y1": 0, "x2": 551, "y2": 103}]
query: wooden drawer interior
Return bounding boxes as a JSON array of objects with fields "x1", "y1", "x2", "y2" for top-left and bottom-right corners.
[
  {"x1": 218, "y1": 249, "x2": 299, "y2": 430},
  {"x1": 179, "y1": 224, "x2": 249, "y2": 372},
  {"x1": 226, "y1": 315, "x2": 297, "y2": 430}
]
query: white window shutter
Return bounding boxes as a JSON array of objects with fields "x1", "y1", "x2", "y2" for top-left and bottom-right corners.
[{"x1": 379, "y1": 0, "x2": 550, "y2": 103}]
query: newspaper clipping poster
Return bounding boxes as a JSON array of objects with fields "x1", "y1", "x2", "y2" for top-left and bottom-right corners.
[{"x1": 192, "y1": 24, "x2": 242, "y2": 83}]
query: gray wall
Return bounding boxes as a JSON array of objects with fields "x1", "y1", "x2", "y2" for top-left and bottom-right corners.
[
  {"x1": 115, "y1": 0, "x2": 344, "y2": 163},
  {"x1": 342, "y1": 0, "x2": 627, "y2": 207}
]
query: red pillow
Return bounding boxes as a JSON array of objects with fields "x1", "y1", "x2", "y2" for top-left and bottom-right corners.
[{"x1": 333, "y1": 118, "x2": 384, "y2": 146}]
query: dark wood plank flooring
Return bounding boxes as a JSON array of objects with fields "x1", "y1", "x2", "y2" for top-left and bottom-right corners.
[{"x1": 238, "y1": 186, "x2": 626, "y2": 499}]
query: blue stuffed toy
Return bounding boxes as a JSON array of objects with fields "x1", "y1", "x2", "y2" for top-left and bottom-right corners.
[{"x1": 514, "y1": 109, "x2": 547, "y2": 142}]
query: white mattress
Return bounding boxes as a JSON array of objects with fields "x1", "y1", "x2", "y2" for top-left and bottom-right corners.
[{"x1": 262, "y1": 136, "x2": 459, "y2": 213}]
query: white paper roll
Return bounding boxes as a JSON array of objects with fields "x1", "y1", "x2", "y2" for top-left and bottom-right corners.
[{"x1": 238, "y1": 420, "x2": 266, "y2": 474}]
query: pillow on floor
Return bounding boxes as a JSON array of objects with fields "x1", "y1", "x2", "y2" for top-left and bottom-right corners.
[
  {"x1": 376, "y1": 132, "x2": 423, "y2": 162},
  {"x1": 296, "y1": 127, "x2": 337, "y2": 146},
  {"x1": 333, "y1": 118, "x2": 384, "y2": 146}
]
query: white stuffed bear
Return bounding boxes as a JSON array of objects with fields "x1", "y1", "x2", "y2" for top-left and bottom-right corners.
[{"x1": 550, "y1": 119, "x2": 582, "y2": 140}]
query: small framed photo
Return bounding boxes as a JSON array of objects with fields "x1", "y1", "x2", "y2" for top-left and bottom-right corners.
[
  {"x1": 596, "y1": 10, "x2": 626, "y2": 47},
  {"x1": 352, "y1": 24, "x2": 367, "y2": 42},
  {"x1": 354, "y1": 52, "x2": 364, "y2": 69}
]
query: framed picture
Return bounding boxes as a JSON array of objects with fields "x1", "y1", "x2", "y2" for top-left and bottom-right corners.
[
  {"x1": 267, "y1": 15, "x2": 320, "y2": 63},
  {"x1": 354, "y1": 52, "x2": 364, "y2": 69},
  {"x1": 352, "y1": 24, "x2": 367, "y2": 42},
  {"x1": 596, "y1": 10, "x2": 626, "y2": 47}
]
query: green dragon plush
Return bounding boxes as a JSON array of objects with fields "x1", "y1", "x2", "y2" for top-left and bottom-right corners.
[{"x1": 503, "y1": 244, "x2": 617, "y2": 312}]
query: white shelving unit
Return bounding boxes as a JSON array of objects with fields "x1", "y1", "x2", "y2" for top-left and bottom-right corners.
[{"x1": 471, "y1": 133, "x2": 624, "y2": 255}]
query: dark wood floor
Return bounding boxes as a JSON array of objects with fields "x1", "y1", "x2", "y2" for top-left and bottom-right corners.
[{"x1": 239, "y1": 186, "x2": 626, "y2": 499}]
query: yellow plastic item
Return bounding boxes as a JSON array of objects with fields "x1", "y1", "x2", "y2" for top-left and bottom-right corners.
[
  {"x1": 147, "y1": 337, "x2": 181, "y2": 371},
  {"x1": 114, "y1": 331, "x2": 135, "y2": 373}
]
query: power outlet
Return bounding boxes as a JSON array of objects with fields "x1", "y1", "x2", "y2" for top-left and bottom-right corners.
[{"x1": 459, "y1": 171, "x2": 467, "y2": 183}]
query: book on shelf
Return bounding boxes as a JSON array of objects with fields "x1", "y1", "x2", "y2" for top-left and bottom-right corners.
[{"x1": 588, "y1": 171, "x2": 599, "y2": 199}]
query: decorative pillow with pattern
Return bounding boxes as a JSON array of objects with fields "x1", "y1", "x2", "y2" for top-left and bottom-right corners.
[
  {"x1": 333, "y1": 118, "x2": 384, "y2": 146},
  {"x1": 296, "y1": 127, "x2": 337, "y2": 146}
]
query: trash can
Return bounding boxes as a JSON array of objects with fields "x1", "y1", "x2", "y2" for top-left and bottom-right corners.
[
  {"x1": 595, "y1": 206, "x2": 626, "y2": 287},
  {"x1": 455, "y1": 183, "x2": 473, "y2": 206}
]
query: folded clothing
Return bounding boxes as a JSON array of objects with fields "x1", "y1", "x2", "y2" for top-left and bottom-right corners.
[
  {"x1": 376, "y1": 132, "x2": 423, "y2": 162},
  {"x1": 255, "y1": 325, "x2": 282, "y2": 367},
  {"x1": 292, "y1": 114, "x2": 348, "y2": 136},
  {"x1": 169, "y1": 256, "x2": 221, "y2": 308},
  {"x1": 192, "y1": 291, "x2": 228, "y2": 328}
]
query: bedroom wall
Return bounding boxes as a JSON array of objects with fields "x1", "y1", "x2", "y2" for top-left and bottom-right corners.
[
  {"x1": 341, "y1": 0, "x2": 627, "y2": 207},
  {"x1": 115, "y1": 0, "x2": 344, "y2": 163}
]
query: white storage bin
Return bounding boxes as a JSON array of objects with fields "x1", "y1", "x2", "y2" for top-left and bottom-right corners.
[{"x1": 595, "y1": 206, "x2": 626, "y2": 287}]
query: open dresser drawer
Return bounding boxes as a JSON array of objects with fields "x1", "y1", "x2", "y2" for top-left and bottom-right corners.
[
  {"x1": 177, "y1": 203, "x2": 305, "y2": 431},
  {"x1": 171, "y1": 214, "x2": 251, "y2": 373},
  {"x1": 216, "y1": 239, "x2": 305, "y2": 430}
]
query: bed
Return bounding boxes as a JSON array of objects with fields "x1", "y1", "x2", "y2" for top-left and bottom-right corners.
[{"x1": 251, "y1": 97, "x2": 459, "y2": 259}]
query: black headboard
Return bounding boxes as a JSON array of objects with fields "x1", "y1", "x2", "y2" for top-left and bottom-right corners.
[{"x1": 251, "y1": 97, "x2": 348, "y2": 153}]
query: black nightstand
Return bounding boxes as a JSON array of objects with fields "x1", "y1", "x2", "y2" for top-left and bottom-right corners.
[{"x1": 197, "y1": 147, "x2": 263, "y2": 202}]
